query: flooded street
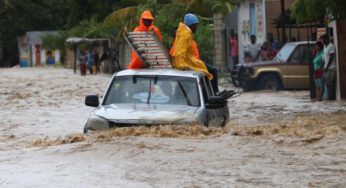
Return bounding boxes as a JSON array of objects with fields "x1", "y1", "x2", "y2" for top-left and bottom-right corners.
[{"x1": 1, "y1": 67, "x2": 346, "y2": 187}]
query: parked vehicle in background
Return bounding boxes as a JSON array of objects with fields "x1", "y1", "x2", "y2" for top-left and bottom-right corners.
[
  {"x1": 231, "y1": 41, "x2": 315, "y2": 91},
  {"x1": 84, "y1": 69, "x2": 235, "y2": 133}
]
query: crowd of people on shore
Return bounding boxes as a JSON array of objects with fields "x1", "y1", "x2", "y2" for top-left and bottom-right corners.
[
  {"x1": 229, "y1": 33, "x2": 285, "y2": 67},
  {"x1": 243, "y1": 34, "x2": 280, "y2": 63},
  {"x1": 312, "y1": 34, "x2": 336, "y2": 101}
]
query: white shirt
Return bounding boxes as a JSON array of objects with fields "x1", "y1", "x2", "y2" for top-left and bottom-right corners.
[
  {"x1": 324, "y1": 43, "x2": 336, "y2": 69},
  {"x1": 246, "y1": 43, "x2": 261, "y2": 61}
]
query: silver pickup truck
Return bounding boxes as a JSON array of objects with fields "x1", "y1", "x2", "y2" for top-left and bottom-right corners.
[{"x1": 84, "y1": 69, "x2": 235, "y2": 133}]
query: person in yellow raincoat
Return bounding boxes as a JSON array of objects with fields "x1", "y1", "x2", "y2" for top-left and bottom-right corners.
[
  {"x1": 128, "y1": 10, "x2": 162, "y2": 69},
  {"x1": 172, "y1": 13, "x2": 219, "y2": 92}
]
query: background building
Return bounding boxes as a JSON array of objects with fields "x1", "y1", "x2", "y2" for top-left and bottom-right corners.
[{"x1": 17, "y1": 31, "x2": 60, "y2": 67}]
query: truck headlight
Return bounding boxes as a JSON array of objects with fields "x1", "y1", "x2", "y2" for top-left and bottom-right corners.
[{"x1": 86, "y1": 115, "x2": 109, "y2": 131}]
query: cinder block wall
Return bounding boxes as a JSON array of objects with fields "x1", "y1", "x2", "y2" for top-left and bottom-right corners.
[{"x1": 118, "y1": 42, "x2": 131, "y2": 70}]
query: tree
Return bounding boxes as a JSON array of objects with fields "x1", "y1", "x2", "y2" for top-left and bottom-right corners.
[
  {"x1": 291, "y1": 0, "x2": 346, "y2": 23},
  {"x1": 0, "y1": 0, "x2": 70, "y2": 66}
]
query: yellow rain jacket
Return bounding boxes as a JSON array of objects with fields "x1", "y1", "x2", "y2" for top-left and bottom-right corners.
[{"x1": 172, "y1": 22, "x2": 213, "y2": 80}]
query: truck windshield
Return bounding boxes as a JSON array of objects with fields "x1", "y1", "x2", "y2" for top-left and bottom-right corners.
[
  {"x1": 274, "y1": 43, "x2": 296, "y2": 62},
  {"x1": 103, "y1": 75, "x2": 200, "y2": 106}
]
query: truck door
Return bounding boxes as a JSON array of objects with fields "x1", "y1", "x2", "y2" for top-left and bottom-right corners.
[
  {"x1": 285, "y1": 45, "x2": 310, "y2": 89},
  {"x1": 200, "y1": 77, "x2": 226, "y2": 127}
]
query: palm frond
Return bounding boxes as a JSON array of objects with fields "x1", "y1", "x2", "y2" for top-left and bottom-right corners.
[
  {"x1": 103, "y1": 6, "x2": 138, "y2": 29},
  {"x1": 225, "y1": 2, "x2": 233, "y2": 13}
]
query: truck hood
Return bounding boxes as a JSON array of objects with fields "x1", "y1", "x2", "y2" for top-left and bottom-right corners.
[
  {"x1": 241, "y1": 60, "x2": 283, "y2": 67},
  {"x1": 94, "y1": 104, "x2": 199, "y2": 124}
]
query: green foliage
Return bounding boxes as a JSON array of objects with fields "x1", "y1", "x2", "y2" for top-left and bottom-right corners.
[
  {"x1": 0, "y1": 0, "x2": 70, "y2": 66},
  {"x1": 41, "y1": 32, "x2": 67, "y2": 50},
  {"x1": 65, "y1": 0, "x2": 114, "y2": 27},
  {"x1": 155, "y1": 3, "x2": 186, "y2": 49},
  {"x1": 194, "y1": 20, "x2": 214, "y2": 64},
  {"x1": 0, "y1": 0, "x2": 226, "y2": 67},
  {"x1": 68, "y1": 18, "x2": 110, "y2": 38},
  {"x1": 103, "y1": 6, "x2": 138, "y2": 41},
  {"x1": 291, "y1": 0, "x2": 325, "y2": 23},
  {"x1": 291, "y1": 0, "x2": 346, "y2": 22},
  {"x1": 203, "y1": 0, "x2": 234, "y2": 14}
]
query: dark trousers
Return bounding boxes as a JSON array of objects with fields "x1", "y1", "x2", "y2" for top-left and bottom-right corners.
[{"x1": 206, "y1": 63, "x2": 219, "y2": 93}]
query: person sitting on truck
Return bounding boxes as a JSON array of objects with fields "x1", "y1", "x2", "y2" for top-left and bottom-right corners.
[
  {"x1": 170, "y1": 28, "x2": 219, "y2": 93},
  {"x1": 128, "y1": 9, "x2": 162, "y2": 69},
  {"x1": 171, "y1": 13, "x2": 213, "y2": 81}
]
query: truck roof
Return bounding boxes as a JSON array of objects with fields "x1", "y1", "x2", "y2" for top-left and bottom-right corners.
[
  {"x1": 115, "y1": 68, "x2": 203, "y2": 78},
  {"x1": 286, "y1": 41, "x2": 317, "y2": 45}
]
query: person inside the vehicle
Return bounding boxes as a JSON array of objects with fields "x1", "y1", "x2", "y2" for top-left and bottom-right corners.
[
  {"x1": 128, "y1": 9, "x2": 162, "y2": 69},
  {"x1": 171, "y1": 13, "x2": 214, "y2": 87}
]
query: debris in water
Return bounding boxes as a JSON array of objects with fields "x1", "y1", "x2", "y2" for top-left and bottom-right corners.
[
  {"x1": 31, "y1": 134, "x2": 86, "y2": 147},
  {"x1": 92, "y1": 124, "x2": 228, "y2": 140},
  {"x1": 227, "y1": 114, "x2": 346, "y2": 140}
]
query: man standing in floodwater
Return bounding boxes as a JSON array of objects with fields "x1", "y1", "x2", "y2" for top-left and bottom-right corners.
[
  {"x1": 128, "y1": 9, "x2": 162, "y2": 69},
  {"x1": 321, "y1": 34, "x2": 336, "y2": 100}
]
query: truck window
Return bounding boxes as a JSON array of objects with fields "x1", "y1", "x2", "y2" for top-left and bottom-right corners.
[
  {"x1": 290, "y1": 45, "x2": 306, "y2": 64},
  {"x1": 200, "y1": 77, "x2": 212, "y2": 102},
  {"x1": 305, "y1": 45, "x2": 315, "y2": 63},
  {"x1": 104, "y1": 75, "x2": 200, "y2": 106}
]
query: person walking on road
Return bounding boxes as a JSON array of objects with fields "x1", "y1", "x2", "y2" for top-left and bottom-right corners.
[{"x1": 86, "y1": 49, "x2": 94, "y2": 74}]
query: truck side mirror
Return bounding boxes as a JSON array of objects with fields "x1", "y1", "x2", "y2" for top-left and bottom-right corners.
[
  {"x1": 85, "y1": 95, "x2": 99, "y2": 107},
  {"x1": 206, "y1": 96, "x2": 226, "y2": 109}
]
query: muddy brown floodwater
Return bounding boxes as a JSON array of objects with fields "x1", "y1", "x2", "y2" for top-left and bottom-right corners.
[{"x1": 1, "y1": 67, "x2": 346, "y2": 187}]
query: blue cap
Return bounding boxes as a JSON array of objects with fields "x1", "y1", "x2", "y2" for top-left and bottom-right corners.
[{"x1": 184, "y1": 13, "x2": 199, "y2": 26}]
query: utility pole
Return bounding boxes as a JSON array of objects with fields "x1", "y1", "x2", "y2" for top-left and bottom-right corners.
[{"x1": 280, "y1": 0, "x2": 286, "y2": 42}]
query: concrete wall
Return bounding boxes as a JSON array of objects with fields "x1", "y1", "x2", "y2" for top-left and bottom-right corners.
[
  {"x1": 237, "y1": 0, "x2": 266, "y2": 64},
  {"x1": 118, "y1": 42, "x2": 132, "y2": 70}
]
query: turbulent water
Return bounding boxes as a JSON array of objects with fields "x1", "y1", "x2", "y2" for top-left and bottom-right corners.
[{"x1": 1, "y1": 67, "x2": 346, "y2": 187}]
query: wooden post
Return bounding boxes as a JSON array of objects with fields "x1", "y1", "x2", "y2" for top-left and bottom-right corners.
[
  {"x1": 280, "y1": 0, "x2": 286, "y2": 41},
  {"x1": 73, "y1": 44, "x2": 77, "y2": 74},
  {"x1": 308, "y1": 23, "x2": 315, "y2": 99}
]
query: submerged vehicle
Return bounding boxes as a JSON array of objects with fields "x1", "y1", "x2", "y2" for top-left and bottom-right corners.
[{"x1": 84, "y1": 69, "x2": 235, "y2": 133}]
